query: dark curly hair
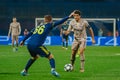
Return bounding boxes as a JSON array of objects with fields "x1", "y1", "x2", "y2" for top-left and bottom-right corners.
[{"x1": 74, "y1": 10, "x2": 81, "y2": 15}]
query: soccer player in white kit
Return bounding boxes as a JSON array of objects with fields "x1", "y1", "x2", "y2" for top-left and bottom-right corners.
[
  {"x1": 8, "y1": 17, "x2": 21, "y2": 52},
  {"x1": 65, "y1": 10, "x2": 95, "y2": 72}
]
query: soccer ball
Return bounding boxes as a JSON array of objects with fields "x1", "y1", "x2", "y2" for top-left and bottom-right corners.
[{"x1": 64, "y1": 64, "x2": 73, "y2": 72}]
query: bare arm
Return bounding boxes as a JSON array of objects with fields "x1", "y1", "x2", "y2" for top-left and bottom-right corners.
[
  {"x1": 60, "y1": 29, "x2": 63, "y2": 37},
  {"x1": 18, "y1": 23, "x2": 21, "y2": 35},
  {"x1": 8, "y1": 25, "x2": 12, "y2": 37},
  {"x1": 53, "y1": 11, "x2": 74, "y2": 27},
  {"x1": 20, "y1": 28, "x2": 35, "y2": 46},
  {"x1": 89, "y1": 27, "x2": 95, "y2": 44},
  {"x1": 64, "y1": 22, "x2": 72, "y2": 35}
]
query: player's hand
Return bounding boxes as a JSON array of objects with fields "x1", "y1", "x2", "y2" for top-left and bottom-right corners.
[
  {"x1": 20, "y1": 41, "x2": 24, "y2": 46},
  {"x1": 69, "y1": 11, "x2": 75, "y2": 18},
  {"x1": 92, "y1": 39, "x2": 96, "y2": 44}
]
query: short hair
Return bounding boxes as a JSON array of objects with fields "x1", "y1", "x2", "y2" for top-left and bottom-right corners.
[
  {"x1": 13, "y1": 17, "x2": 16, "y2": 19},
  {"x1": 44, "y1": 15, "x2": 52, "y2": 22},
  {"x1": 74, "y1": 10, "x2": 81, "y2": 15}
]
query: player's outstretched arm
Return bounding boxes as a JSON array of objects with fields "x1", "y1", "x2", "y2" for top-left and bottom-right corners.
[
  {"x1": 20, "y1": 29, "x2": 34, "y2": 46},
  {"x1": 53, "y1": 11, "x2": 74, "y2": 27}
]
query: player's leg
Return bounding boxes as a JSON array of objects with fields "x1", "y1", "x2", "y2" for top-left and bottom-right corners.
[
  {"x1": 25, "y1": 56, "x2": 38, "y2": 71},
  {"x1": 48, "y1": 54, "x2": 60, "y2": 77},
  {"x1": 71, "y1": 41, "x2": 79, "y2": 69},
  {"x1": 39, "y1": 46, "x2": 59, "y2": 77},
  {"x1": 62, "y1": 37, "x2": 65, "y2": 48},
  {"x1": 12, "y1": 35, "x2": 15, "y2": 51},
  {"x1": 62, "y1": 34, "x2": 66, "y2": 49},
  {"x1": 15, "y1": 36, "x2": 19, "y2": 50},
  {"x1": 21, "y1": 45, "x2": 38, "y2": 76},
  {"x1": 21, "y1": 56, "x2": 38, "y2": 76},
  {"x1": 65, "y1": 36, "x2": 68, "y2": 50},
  {"x1": 76, "y1": 47, "x2": 80, "y2": 57},
  {"x1": 79, "y1": 41, "x2": 86, "y2": 72},
  {"x1": 15, "y1": 36, "x2": 19, "y2": 51},
  {"x1": 71, "y1": 49, "x2": 77, "y2": 66},
  {"x1": 47, "y1": 54, "x2": 55, "y2": 70},
  {"x1": 79, "y1": 48, "x2": 85, "y2": 72}
]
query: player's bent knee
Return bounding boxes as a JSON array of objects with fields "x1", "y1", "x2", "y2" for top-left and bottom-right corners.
[
  {"x1": 81, "y1": 60, "x2": 85, "y2": 62},
  {"x1": 48, "y1": 54, "x2": 54, "y2": 59},
  {"x1": 31, "y1": 56, "x2": 38, "y2": 60}
]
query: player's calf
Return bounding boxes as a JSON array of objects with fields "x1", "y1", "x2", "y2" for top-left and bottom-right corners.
[{"x1": 80, "y1": 59, "x2": 85, "y2": 73}]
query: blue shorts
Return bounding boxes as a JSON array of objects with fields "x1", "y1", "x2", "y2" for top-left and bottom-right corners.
[
  {"x1": 62, "y1": 34, "x2": 68, "y2": 40},
  {"x1": 27, "y1": 44, "x2": 51, "y2": 58}
]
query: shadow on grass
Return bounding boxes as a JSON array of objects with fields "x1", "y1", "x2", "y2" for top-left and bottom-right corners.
[{"x1": 0, "y1": 72, "x2": 18, "y2": 75}]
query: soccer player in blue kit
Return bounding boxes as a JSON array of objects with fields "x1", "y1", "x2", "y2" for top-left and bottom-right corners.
[{"x1": 20, "y1": 12, "x2": 74, "y2": 77}]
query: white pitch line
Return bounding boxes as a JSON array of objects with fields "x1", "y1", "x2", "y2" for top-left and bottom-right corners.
[{"x1": 115, "y1": 53, "x2": 120, "y2": 55}]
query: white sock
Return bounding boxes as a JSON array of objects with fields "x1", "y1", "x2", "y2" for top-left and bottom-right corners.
[{"x1": 80, "y1": 54, "x2": 85, "y2": 69}]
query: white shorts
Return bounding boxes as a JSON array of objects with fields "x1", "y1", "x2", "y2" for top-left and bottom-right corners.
[{"x1": 71, "y1": 39, "x2": 86, "y2": 50}]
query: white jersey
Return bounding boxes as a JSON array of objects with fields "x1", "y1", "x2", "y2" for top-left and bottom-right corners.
[
  {"x1": 68, "y1": 19, "x2": 89, "y2": 41},
  {"x1": 8, "y1": 22, "x2": 21, "y2": 36}
]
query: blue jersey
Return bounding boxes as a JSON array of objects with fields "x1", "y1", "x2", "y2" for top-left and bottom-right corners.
[
  {"x1": 23, "y1": 16, "x2": 69, "y2": 47},
  {"x1": 62, "y1": 24, "x2": 69, "y2": 31}
]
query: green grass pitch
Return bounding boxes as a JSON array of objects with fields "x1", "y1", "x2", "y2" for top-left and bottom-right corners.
[{"x1": 0, "y1": 45, "x2": 120, "y2": 80}]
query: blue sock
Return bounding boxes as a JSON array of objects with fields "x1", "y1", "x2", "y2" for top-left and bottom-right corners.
[
  {"x1": 63, "y1": 42, "x2": 65, "y2": 47},
  {"x1": 66, "y1": 42, "x2": 68, "y2": 48},
  {"x1": 25, "y1": 58, "x2": 36, "y2": 71},
  {"x1": 49, "y1": 58, "x2": 55, "y2": 68}
]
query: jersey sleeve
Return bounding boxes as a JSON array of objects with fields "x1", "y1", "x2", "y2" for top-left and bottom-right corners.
[
  {"x1": 52, "y1": 16, "x2": 69, "y2": 27},
  {"x1": 67, "y1": 21, "x2": 73, "y2": 32},
  {"x1": 84, "y1": 20, "x2": 91, "y2": 29},
  {"x1": 22, "y1": 28, "x2": 35, "y2": 42}
]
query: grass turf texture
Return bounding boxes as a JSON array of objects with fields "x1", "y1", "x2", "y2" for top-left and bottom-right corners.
[{"x1": 0, "y1": 45, "x2": 120, "y2": 80}]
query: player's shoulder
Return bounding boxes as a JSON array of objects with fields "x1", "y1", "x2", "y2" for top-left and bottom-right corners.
[
  {"x1": 69, "y1": 19, "x2": 76, "y2": 24},
  {"x1": 45, "y1": 22, "x2": 53, "y2": 27},
  {"x1": 16, "y1": 22, "x2": 20, "y2": 25},
  {"x1": 10, "y1": 22, "x2": 14, "y2": 26},
  {"x1": 70, "y1": 19, "x2": 75, "y2": 23},
  {"x1": 81, "y1": 19, "x2": 89, "y2": 27},
  {"x1": 44, "y1": 22, "x2": 53, "y2": 29},
  {"x1": 82, "y1": 19, "x2": 88, "y2": 23}
]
